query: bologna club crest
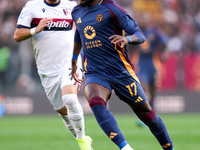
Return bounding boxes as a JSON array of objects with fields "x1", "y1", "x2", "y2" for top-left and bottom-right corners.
[{"x1": 63, "y1": 8, "x2": 68, "y2": 16}]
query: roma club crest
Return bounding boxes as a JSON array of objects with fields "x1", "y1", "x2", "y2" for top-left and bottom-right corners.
[{"x1": 96, "y1": 14, "x2": 104, "y2": 22}]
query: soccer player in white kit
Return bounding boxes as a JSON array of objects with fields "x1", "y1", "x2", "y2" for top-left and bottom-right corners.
[{"x1": 13, "y1": 0, "x2": 93, "y2": 150}]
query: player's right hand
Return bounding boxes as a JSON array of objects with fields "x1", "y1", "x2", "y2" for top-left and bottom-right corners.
[
  {"x1": 71, "y1": 59, "x2": 83, "y2": 83},
  {"x1": 36, "y1": 17, "x2": 52, "y2": 33}
]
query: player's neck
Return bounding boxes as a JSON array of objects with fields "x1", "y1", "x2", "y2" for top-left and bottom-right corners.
[
  {"x1": 45, "y1": 0, "x2": 59, "y2": 5},
  {"x1": 90, "y1": 0, "x2": 101, "y2": 7}
]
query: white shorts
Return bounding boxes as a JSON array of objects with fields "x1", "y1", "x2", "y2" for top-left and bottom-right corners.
[{"x1": 39, "y1": 62, "x2": 83, "y2": 111}]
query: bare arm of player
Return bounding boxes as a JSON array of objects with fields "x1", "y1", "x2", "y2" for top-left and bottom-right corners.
[
  {"x1": 109, "y1": 35, "x2": 132, "y2": 48},
  {"x1": 109, "y1": 34, "x2": 142, "y2": 48},
  {"x1": 13, "y1": 17, "x2": 52, "y2": 42},
  {"x1": 71, "y1": 42, "x2": 83, "y2": 83}
]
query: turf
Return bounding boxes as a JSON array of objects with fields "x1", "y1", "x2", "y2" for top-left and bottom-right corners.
[{"x1": 0, "y1": 113, "x2": 199, "y2": 150}]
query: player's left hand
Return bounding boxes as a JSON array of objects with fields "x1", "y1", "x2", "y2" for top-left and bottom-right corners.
[{"x1": 109, "y1": 35, "x2": 129, "y2": 48}]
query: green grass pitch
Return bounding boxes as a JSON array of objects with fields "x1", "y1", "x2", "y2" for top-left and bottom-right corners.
[{"x1": 0, "y1": 113, "x2": 199, "y2": 150}]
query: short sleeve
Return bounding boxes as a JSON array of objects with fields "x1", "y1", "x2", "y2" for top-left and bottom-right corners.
[
  {"x1": 74, "y1": 29, "x2": 81, "y2": 43},
  {"x1": 17, "y1": 2, "x2": 33, "y2": 28},
  {"x1": 107, "y1": 3, "x2": 139, "y2": 35}
]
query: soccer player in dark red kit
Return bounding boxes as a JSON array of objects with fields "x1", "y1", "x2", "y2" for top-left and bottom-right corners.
[{"x1": 71, "y1": 0, "x2": 174, "y2": 150}]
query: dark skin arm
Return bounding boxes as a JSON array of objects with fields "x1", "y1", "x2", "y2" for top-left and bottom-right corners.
[
  {"x1": 71, "y1": 42, "x2": 83, "y2": 83},
  {"x1": 109, "y1": 34, "x2": 139, "y2": 48}
]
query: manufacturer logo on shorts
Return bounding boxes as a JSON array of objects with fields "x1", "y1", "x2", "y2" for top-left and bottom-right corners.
[{"x1": 135, "y1": 96, "x2": 143, "y2": 103}]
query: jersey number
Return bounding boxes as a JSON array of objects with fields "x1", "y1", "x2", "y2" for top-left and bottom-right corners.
[{"x1": 126, "y1": 82, "x2": 137, "y2": 96}]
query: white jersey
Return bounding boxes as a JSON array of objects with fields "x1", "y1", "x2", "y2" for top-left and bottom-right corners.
[{"x1": 17, "y1": 0, "x2": 79, "y2": 77}]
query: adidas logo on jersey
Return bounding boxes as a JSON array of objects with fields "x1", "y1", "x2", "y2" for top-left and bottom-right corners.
[{"x1": 76, "y1": 18, "x2": 82, "y2": 24}]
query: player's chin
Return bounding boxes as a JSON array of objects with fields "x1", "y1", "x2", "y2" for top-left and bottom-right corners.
[
  {"x1": 80, "y1": 0, "x2": 87, "y2": 7},
  {"x1": 49, "y1": 0, "x2": 57, "y2": 2},
  {"x1": 80, "y1": 0, "x2": 87, "y2": 2},
  {"x1": 80, "y1": 0, "x2": 93, "y2": 7}
]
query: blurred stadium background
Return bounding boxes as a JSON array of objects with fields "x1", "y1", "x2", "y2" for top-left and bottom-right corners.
[{"x1": 0, "y1": 0, "x2": 200, "y2": 150}]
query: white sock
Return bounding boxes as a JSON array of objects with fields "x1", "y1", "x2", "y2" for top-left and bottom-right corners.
[
  {"x1": 61, "y1": 114, "x2": 76, "y2": 137},
  {"x1": 62, "y1": 94, "x2": 85, "y2": 139},
  {"x1": 121, "y1": 144, "x2": 134, "y2": 150}
]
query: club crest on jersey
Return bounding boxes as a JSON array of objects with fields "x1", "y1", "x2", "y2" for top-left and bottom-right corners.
[
  {"x1": 96, "y1": 14, "x2": 104, "y2": 22},
  {"x1": 63, "y1": 8, "x2": 68, "y2": 16}
]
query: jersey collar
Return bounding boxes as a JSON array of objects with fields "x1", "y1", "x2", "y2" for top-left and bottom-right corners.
[
  {"x1": 44, "y1": 0, "x2": 61, "y2": 7},
  {"x1": 85, "y1": 0, "x2": 103, "y2": 10},
  {"x1": 99, "y1": 0, "x2": 103, "y2": 5}
]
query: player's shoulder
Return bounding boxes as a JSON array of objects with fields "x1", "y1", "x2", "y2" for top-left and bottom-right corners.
[
  {"x1": 26, "y1": 0, "x2": 41, "y2": 5},
  {"x1": 72, "y1": 3, "x2": 82, "y2": 15},
  {"x1": 24, "y1": 0, "x2": 41, "y2": 8},
  {"x1": 101, "y1": 0, "x2": 127, "y2": 14}
]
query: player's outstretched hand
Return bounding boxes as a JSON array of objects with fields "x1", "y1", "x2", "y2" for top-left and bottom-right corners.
[
  {"x1": 36, "y1": 17, "x2": 52, "y2": 33},
  {"x1": 71, "y1": 59, "x2": 83, "y2": 83},
  {"x1": 109, "y1": 35, "x2": 129, "y2": 48}
]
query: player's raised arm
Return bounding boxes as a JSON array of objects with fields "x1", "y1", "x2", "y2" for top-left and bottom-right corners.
[{"x1": 13, "y1": 17, "x2": 52, "y2": 42}]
